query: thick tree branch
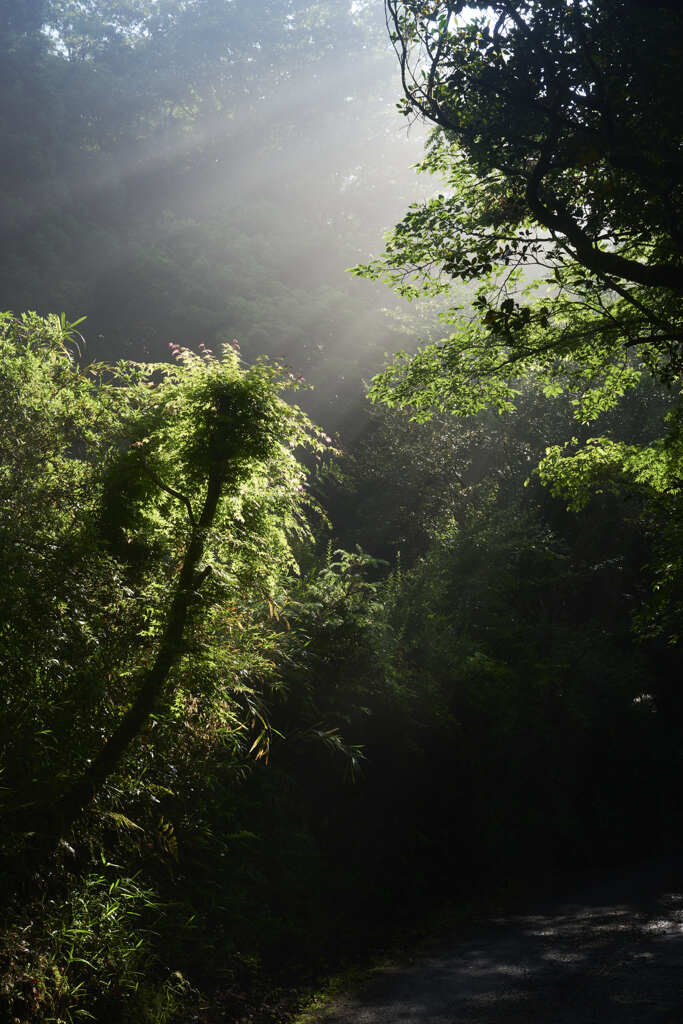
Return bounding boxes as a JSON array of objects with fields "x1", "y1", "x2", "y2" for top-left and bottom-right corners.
[{"x1": 525, "y1": 166, "x2": 683, "y2": 295}]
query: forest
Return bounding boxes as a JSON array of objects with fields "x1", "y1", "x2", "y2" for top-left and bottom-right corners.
[{"x1": 1, "y1": 1, "x2": 682, "y2": 1021}]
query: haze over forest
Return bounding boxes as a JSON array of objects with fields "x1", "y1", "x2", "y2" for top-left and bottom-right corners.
[
  {"x1": 1, "y1": 2, "x2": 682, "y2": 1022},
  {"x1": 1, "y1": 0, "x2": 432, "y2": 431}
]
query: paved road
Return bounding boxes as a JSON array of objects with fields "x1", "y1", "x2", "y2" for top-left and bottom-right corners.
[{"x1": 312, "y1": 862, "x2": 683, "y2": 1023}]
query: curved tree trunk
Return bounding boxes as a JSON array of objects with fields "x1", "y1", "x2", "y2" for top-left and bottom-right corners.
[{"x1": 12, "y1": 468, "x2": 224, "y2": 877}]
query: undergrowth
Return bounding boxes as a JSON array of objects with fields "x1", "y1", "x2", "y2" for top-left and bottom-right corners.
[{"x1": 0, "y1": 863, "x2": 194, "y2": 1024}]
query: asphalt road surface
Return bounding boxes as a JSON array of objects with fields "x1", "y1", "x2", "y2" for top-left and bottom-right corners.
[{"x1": 312, "y1": 861, "x2": 683, "y2": 1023}]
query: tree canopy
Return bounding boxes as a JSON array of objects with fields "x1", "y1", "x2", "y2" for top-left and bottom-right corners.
[{"x1": 355, "y1": 0, "x2": 682, "y2": 448}]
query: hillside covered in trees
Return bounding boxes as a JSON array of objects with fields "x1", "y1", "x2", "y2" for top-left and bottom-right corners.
[{"x1": 1, "y1": 1, "x2": 682, "y2": 1021}]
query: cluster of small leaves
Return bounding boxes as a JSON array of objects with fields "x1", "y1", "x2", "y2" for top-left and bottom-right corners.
[
  {"x1": 0, "y1": 865, "x2": 191, "y2": 1023},
  {"x1": 537, "y1": 397, "x2": 683, "y2": 511},
  {"x1": 271, "y1": 546, "x2": 390, "y2": 779}
]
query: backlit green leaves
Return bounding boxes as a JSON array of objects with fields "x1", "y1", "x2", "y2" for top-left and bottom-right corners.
[{"x1": 364, "y1": 1, "x2": 682, "y2": 435}]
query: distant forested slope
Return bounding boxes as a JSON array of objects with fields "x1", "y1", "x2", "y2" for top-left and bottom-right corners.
[{"x1": 0, "y1": 0, "x2": 428, "y2": 428}]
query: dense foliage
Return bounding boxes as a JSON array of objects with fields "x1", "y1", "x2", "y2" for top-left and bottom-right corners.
[
  {"x1": 0, "y1": 312, "x2": 328, "y2": 1008},
  {"x1": 356, "y1": 0, "x2": 682, "y2": 489}
]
